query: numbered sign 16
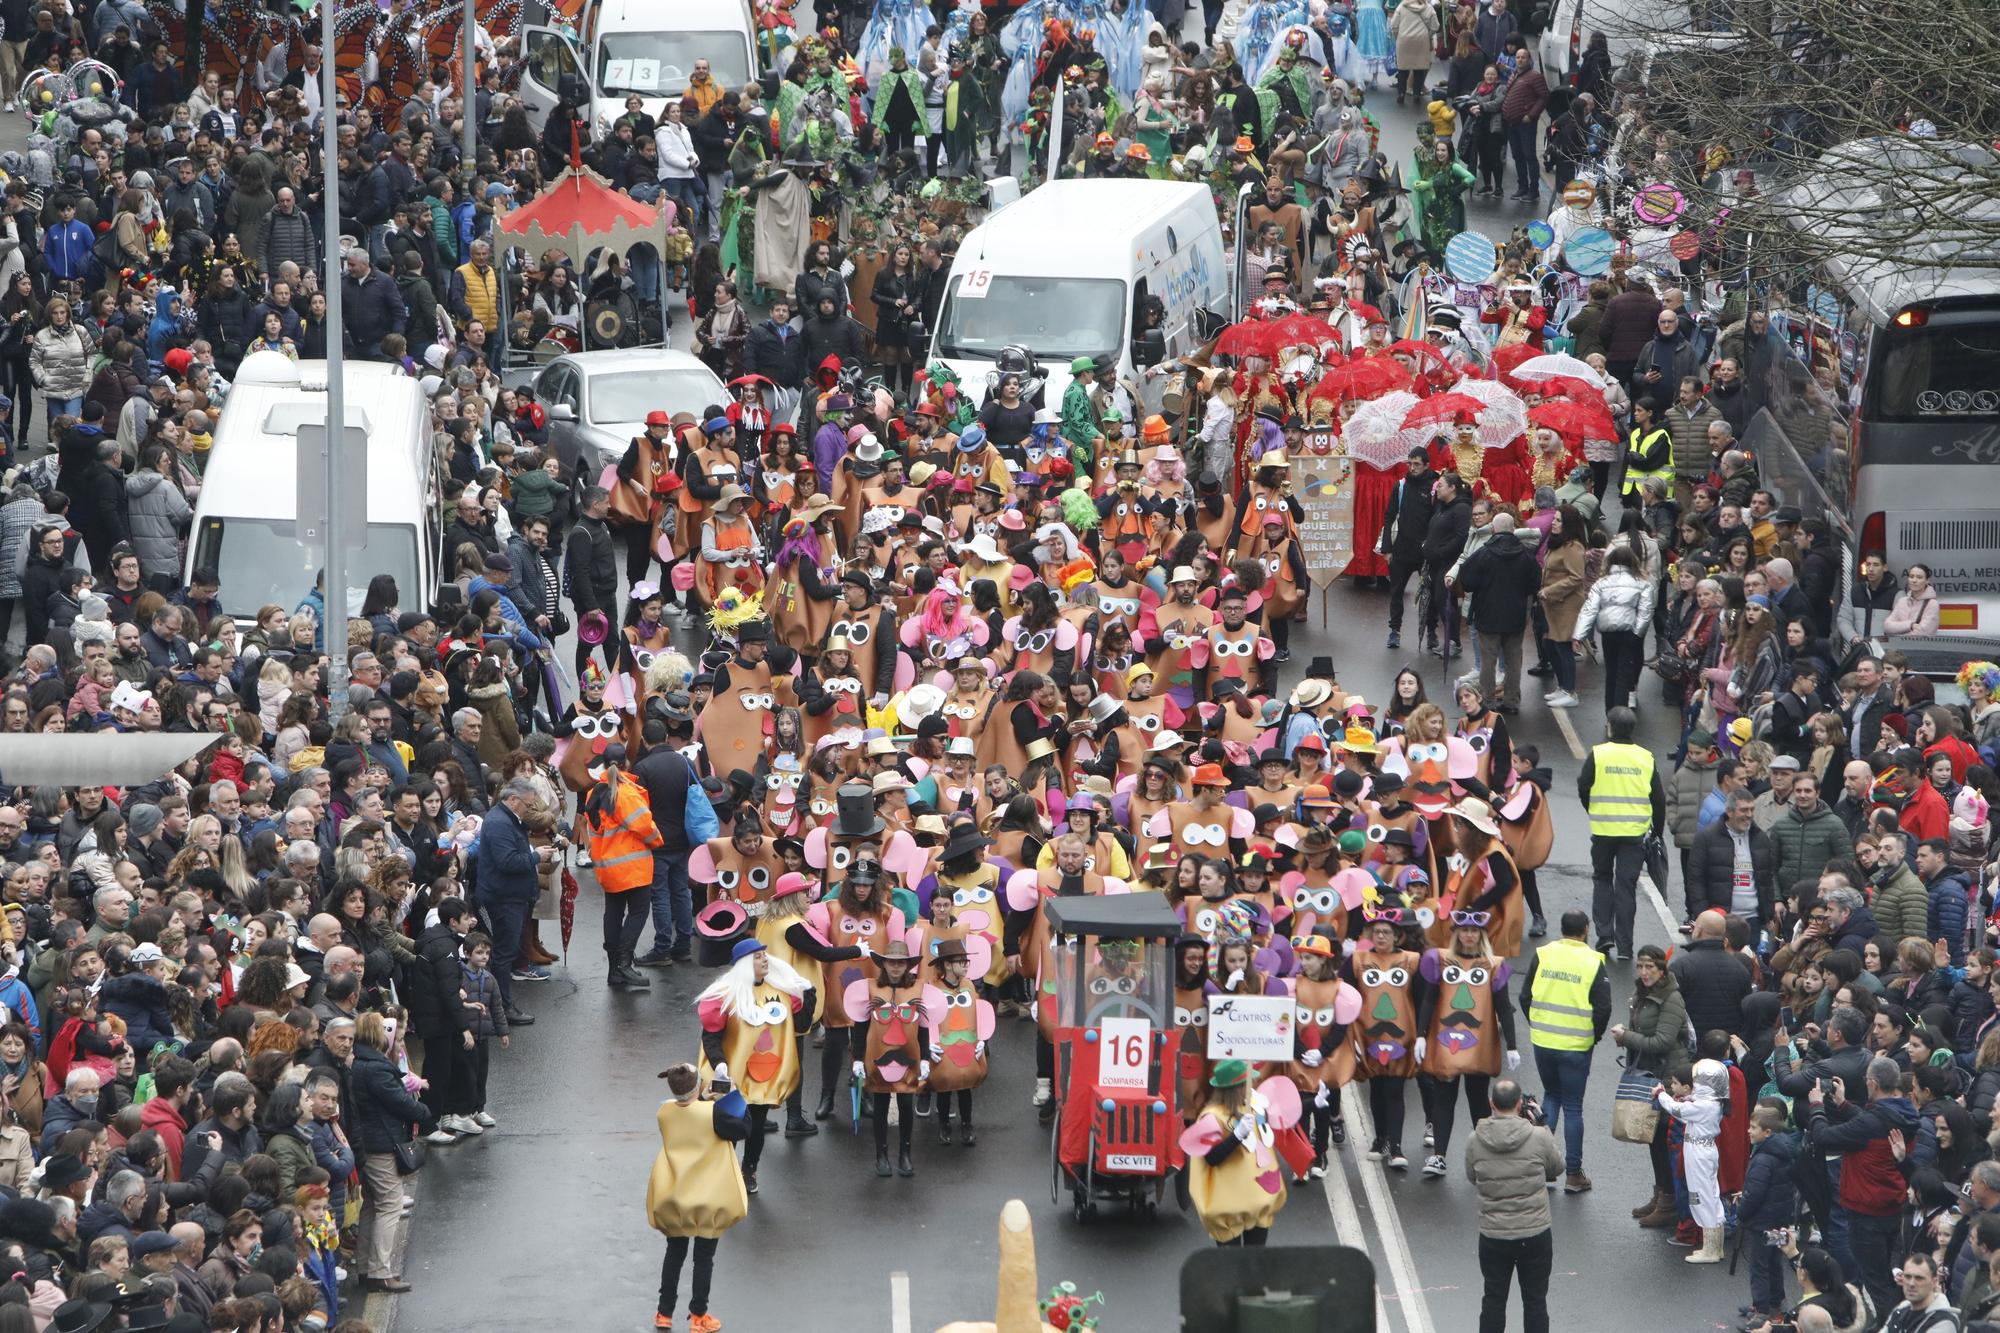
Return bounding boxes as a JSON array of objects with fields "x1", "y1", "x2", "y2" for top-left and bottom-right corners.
[{"x1": 1097, "y1": 1016, "x2": 1151, "y2": 1090}]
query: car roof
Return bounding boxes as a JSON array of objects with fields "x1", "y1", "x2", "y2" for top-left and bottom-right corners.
[{"x1": 555, "y1": 349, "x2": 711, "y2": 376}]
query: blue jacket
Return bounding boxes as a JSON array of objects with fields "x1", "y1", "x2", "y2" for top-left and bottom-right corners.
[
  {"x1": 1697, "y1": 785, "x2": 1728, "y2": 830},
  {"x1": 1738, "y1": 1130, "x2": 1799, "y2": 1230},
  {"x1": 365, "y1": 739, "x2": 409, "y2": 785},
  {"x1": 473, "y1": 800, "x2": 540, "y2": 906},
  {"x1": 43, "y1": 219, "x2": 96, "y2": 282},
  {"x1": 466, "y1": 574, "x2": 546, "y2": 651},
  {"x1": 1927, "y1": 869, "x2": 1974, "y2": 966},
  {"x1": 0, "y1": 976, "x2": 41, "y2": 1044}
]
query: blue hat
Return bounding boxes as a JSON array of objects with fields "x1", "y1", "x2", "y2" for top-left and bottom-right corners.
[
  {"x1": 956, "y1": 424, "x2": 987, "y2": 452},
  {"x1": 730, "y1": 938, "x2": 767, "y2": 963},
  {"x1": 130, "y1": 1231, "x2": 180, "y2": 1259},
  {"x1": 1746, "y1": 593, "x2": 1774, "y2": 610},
  {"x1": 0, "y1": 393, "x2": 14, "y2": 410},
  {"x1": 703, "y1": 416, "x2": 732, "y2": 435}
]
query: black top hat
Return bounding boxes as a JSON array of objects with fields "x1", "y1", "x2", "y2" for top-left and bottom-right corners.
[
  {"x1": 51, "y1": 1301, "x2": 114, "y2": 1333},
  {"x1": 833, "y1": 782, "x2": 884, "y2": 838},
  {"x1": 736, "y1": 618, "x2": 771, "y2": 643},
  {"x1": 939, "y1": 825, "x2": 991, "y2": 864},
  {"x1": 1380, "y1": 826, "x2": 1415, "y2": 848}
]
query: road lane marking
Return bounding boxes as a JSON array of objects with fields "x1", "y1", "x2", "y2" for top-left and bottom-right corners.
[
  {"x1": 1319, "y1": 1136, "x2": 1395, "y2": 1331},
  {"x1": 891, "y1": 1271, "x2": 911, "y2": 1333},
  {"x1": 1346, "y1": 1095, "x2": 1436, "y2": 1333},
  {"x1": 1638, "y1": 869, "x2": 1679, "y2": 939},
  {"x1": 1552, "y1": 705, "x2": 1585, "y2": 760}
]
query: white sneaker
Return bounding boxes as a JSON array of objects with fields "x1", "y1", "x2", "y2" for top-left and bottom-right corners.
[
  {"x1": 1032, "y1": 1077, "x2": 1052, "y2": 1107},
  {"x1": 1421, "y1": 1154, "x2": 1447, "y2": 1178},
  {"x1": 335, "y1": 1266, "x2": 349, "y2": 1282},
  {"x1": 473, "y1": 1111, "x2": 497, "y2": 1128},
  {"x1": 448, "y1": 1114, "x2": 485, "y2": 1135},
  {"x1": 1545, "y1": 691, "x2": 1579, "y2": 708},
  {"x1": 425, "y1": 1128, "x2": 457, "y2": 1145}
]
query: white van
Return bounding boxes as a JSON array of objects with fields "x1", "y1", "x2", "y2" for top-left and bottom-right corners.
[
  {"x1": 929, "y1": 179, "x2": 1235, "y2": 410},
  {"x1": 518, "y1": 0, "x2": 759, "y2": 140},
  {"x1": 186, "y1": 354, "x2": 438, "y2": 621},
  {"x1": 1537, "y1": 0, "x2": 1746, "y2": 95}
]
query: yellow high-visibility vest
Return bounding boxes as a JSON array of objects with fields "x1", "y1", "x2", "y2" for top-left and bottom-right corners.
[
  {"x1": 1527, "y1": 938, "x2": 1604, "y2": 1051},
  {"x1": 1586, "y1": 740, "x2": 1655, "y2": 839}
]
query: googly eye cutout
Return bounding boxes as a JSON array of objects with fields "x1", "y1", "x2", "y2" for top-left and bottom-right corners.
[
  {"x1": 1387, "y1": 967, "x2": 1409, "y2": 986},
  {"x1": 1366, "y1": 824, "x2": 1388, "y2": 844},
  {"x1": 1361, "y1": 968, "x2": 1384, "y2": 987},
  {"x1": 1189, "y1": 1008, "x2": 1209, "y2": 1026},
  {"x1": 830, "y1": 846, "x2": 852, "y2": 870}
]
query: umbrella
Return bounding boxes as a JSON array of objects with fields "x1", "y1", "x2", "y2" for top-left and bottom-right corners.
[
  {"x1": 1513, "y1": 352, "x2": 1604, "y2": 385},
  {"x1": 1530, "y1": 399, "x2": 1616, "y2": 446},
  {"x1": 1344, "y1": 391, "x2": 1422, "y2": 469},
  {"x1": 1455, "y1": 378, "x2": 1531, "y2": 450},
  {"x1": 1316, "y1": 356, "x2": 1413, "y2": 401},
  {"x1": 1536, "y1": 375, "x2": 1608, "y2": 403},
  {"x1": 1216, "y1": 320, "x2": 1274, "y2": 360},
  {"x1": 1401, "y1": 392, "x2": 1488, "y2": 430},
  {"x1": 1491, "y1": 342, "x2": 1539, "y2": 388},
  {"x1": 1387, "y1": 338, "x2": 1458, "y2": 386},
  {"x1": 1265, "y1": 313, "x2": 1340, "y2": 355},
  {"x1": 560, "y1": 867, "x2": 581, "y2": 958}
]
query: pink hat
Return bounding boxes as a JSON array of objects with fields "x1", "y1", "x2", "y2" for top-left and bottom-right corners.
[
  {"x1": 997, "y1": 510, "x2": 1026, "y2": 531},
  {"x1": 1008, "y1": 564, "x2": 1036, "y2": 592},
  {"x1": 773, "y1": 872, "x2": 813, "y2": 900}
]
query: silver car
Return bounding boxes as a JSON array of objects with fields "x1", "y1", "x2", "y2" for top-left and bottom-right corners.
[{"x1": 526, "y1": 349, "x2": 730, "y2": 474}]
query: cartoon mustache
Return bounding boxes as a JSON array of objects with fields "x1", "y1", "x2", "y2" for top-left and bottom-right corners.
[
  {"x1": 1437, "y1": 1012, "x2": 1480, "y2": 1029},
  {"x1": 1364, "y1": 1019, "x2": 1407, "y2": 1039}
]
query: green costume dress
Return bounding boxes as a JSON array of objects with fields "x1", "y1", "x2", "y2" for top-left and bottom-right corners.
[
  {"x1": 1410, "y1": 153, "x2": 1474, "y2": 252},
  {"x1": 871, "y1": 64, "x2": 926, "y2": 134}
]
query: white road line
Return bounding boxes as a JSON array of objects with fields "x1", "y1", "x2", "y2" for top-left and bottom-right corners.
[
  {"x1": 1319, "y1": 1139, "x2": 1395, "y2": 1331},
  {"x1": 1345, "y1": 1095, "x2": 1436, "y2": 1333},
  {"x1": 1637, "y1": 870, "x2": 1680, "y2": 940},
  {"x1": 1551, "y1": 705, "x2": 1585, "y2": 760},
  {"x1": 890, "y1": 1270, "x2": 912, "y2": 1333}
]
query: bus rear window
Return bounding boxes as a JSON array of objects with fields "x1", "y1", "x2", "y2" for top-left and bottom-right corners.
[{"x1": 1873, "y1": 319, "x2": 2000, "y2": 420}]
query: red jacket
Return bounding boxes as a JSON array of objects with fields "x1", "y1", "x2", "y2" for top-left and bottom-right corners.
[
  {"x1": 1901, "y1": 781, "x2": 1949, "y2": 845},
  {"x1": 140, "y1": 1094, "x2": 188, "y2": 1181}
]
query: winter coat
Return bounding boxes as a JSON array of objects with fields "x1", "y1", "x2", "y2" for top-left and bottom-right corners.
[
  {"x1": 1463, "y1": 1114, "x2": 1562, "y2": 1238},
  {"x1": 746, "y1": 317, "x2": 807, "y2": 387},
  {"x1": 1384, "y1": 468, "x2": 1437, "y2": 564},
  {"x1": 1832, "y1": 903, "x2": 1883, "y2": 958},
  {"x1": 258, "y1": 206, "x2": 319, "y2": 275},
  {"x1": 406, "y1": 923, "x2": 473, "y2": 1040},
  {"x1": 1422, "y1": 492, "x2": 1472, "y2": 568},
  {"x1": 341, "y1": 269, "x2": 407, "y2": 358},
  {"x1": 98, "y1": 972, "x2": 175, "y2": 1058},
  {"x1": 266, "y1": 1123, "x2": 316, "y2": 1198},
  {"x1": 1670, "y1": 937, "x2": 1755, "y2": 1041},
  {"x1": 0, "y1": 493, "x2": 40, "y2": 599},
  {"x1": 1666, "y1": 753, "x2": 1718, "y2": 849},
  {"x1": 1456, "y1": 530, "x2": 1540, "y2": 635},
  {"x1": 1737, "y1": 1131, "x2": 1799, "y2": 1230},
  {"x1": 1390, "y1": 0, "x2": 1439, "y2": 71},
  {"x1": 1574, "y1": 567, "x2": 1654, "y2": 640},
  {"x1": 1807, "y1": 1093, "x2": 1923, "y2": 1217},
  {"x1": 28, "y1": 322, "x2": 94, "y2": 400},
  {"x1": 348, "y1": 1043, "x2": 435, "y2": 1154},
  {"x1": 1598, "y1": 288, "x2": 1665, "y2": 364},
  {"x1": 1538, "y1": 542, "x2": 1588, "y2": 640},
  {"x1": 124, "y1": 468, "x2": 190, "y2": 580},
  {"x1": 1769, "y1": 800, "x2": 1851, "y2": 896},
  {"x1": 1926, "y1": 868, "x2": 1975, "y2": 966},
  {"x1": 473, "y1": 800, "x2": 540, "y2": 907},
  {"x1": 1615, "y1": 971, "x2": 1688, "y2": 1071},
  {"x1": 1686, "y1": 818, "x2": 1778, "y2": 922}
]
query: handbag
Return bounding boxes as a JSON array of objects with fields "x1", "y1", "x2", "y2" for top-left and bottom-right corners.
[
  {"x1": 1651, "y1": 643, "x2": 1694, "y2": 686},
  {"x1": 392, "y1": 1138, "x2": 427, "y2": 1175},
  {"x1": 1611, "y1": 1059, "x2": 1660, "y2": 1144}
]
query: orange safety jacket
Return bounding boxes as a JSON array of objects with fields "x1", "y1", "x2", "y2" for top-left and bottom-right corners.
[{"x1": 585, "y1": 772, "x2": 665, "y2": 893}]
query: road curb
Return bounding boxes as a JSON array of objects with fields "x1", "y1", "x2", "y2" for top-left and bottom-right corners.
[{"x1": 360, "y1": 1175, "x2": 420, "y2": 1332}]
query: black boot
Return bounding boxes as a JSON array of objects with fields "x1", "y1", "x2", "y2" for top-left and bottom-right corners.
[
  {"x1": 959, "y1": 1120, "x2": 976, "y2": 1148},
  {"x1": 896, "y1": 1142, "x2": 915, "y2": 1177},
  {"x1": 938, "y1": 1115, "x2": 954, "y2": 1145},
  {"x1": 875, "y1": 1148, "x2": 892, "y2": 1177},
  {"x1": 618, "y1": 952, "x2": 651, "y2": 989},
  {"x1": 815, "y1": 1087, "x2": 836, "y2": 1121},
  {"x1": 785, "y1": 1106, "x2": 819, "y2": 1137},
  {"x1": 605, "y1": 952, "x2": 628, "y2": 988}
]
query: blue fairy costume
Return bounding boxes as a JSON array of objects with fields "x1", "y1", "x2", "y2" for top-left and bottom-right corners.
[
  {"x1": 858, "y1": 0, "x2": 932, "y2": 83},
  {"x1": 1354, "y1": 0, "x2": 1391, "y2": 81}
]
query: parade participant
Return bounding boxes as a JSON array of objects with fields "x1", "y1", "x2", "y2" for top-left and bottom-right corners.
[
  {"x1": 582, "y1": 744, "x2": 666, "y2": 991},
  {"x1": 830, "y1": 572, "x2": 902, "y2": 712},
  {"x1": 695, "y1": 484, "x2": 769, "y2": 609},
  {"x1": 1289, "y1": 934, "x2": 1361, "y2": 1174},
  {"x1": 1349, "y1": 909, "x2": 1422, "y2": 1170},
  {"x1": 1142, "y1": 565, "x2": 1218, "y2": 713},
  {"x1": 698, "y1": 614, "x2": 788, "y2": 773},
  {"x1": 922, "y1": 937, "x2": 993, "y2": 1146},
  {"x1": 758, "y1": 872, "x2": 866, "y2": 1138},
  {"x1": 844, "y1": 938, "x2": 931, "y2": 1177},
  {"x1": 614, "y1": 410, "x2": 682, "y2": 585},
  {"x1": 647, "y1": 1062, "x2": 747, "y2": 1333},
  {"x1": 696, "y1": 938, "x2": 813, "y2": 1195},
  {"x1": 1145, "y1": 762, "x2": 1255, "y2": 863},
  {"x1": 689, "y1": 812, "x2": 785, "y2": 911},
  {"x1": 767, "y1": 493, "x2": 845, "y2": 655},
  {"x1": 808, "y1": 839, "x2": 905, "y2": 1122},
  {"x1": 1034, "y1": 793, "x2": 1131, "y2": 879},
  {"x1": 1192, "y1": 586, "x2": 1277, "y2": 700},
  {"x1": 1432, "y1": 797, "x2": 1525, "y2": 958},
  {"x1": 1180, "y1": 1059, "x2": 1305, "y2": 1245},
  {"x1": 1416, "y1": 911, "x2": 1519, "y2": 1178}
]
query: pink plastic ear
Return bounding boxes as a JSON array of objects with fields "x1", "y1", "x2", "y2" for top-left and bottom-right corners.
[
  {"x1": 1186, "y1": 639, "x2": 1212, "y2": 668},
  {"x1": 968, "y1": 620, "x2": 990, "y2": 647},
  {"x1": 1255, "y1": 636, "x2": 1277, "y2": 661},
  {"x1": 1333, "y1": 985, "x2": 1362, "y2": 1025},
  {"x1": 1054, "y1": 620, "x2": 1079, "y2": 651},
  {"x1": 1100, "y1": 876, "x2": 1132, "y2": 896},
  {"x1": 841, "y1": 978, "x2": 875, "y2": 1025},
  {"x1": 1273, "y1": 825, "x2": 1300, "y2": 849},
  {"x1": 1044, "y1": 787, "x2": 1068, "y2": 827},
  {"x1": 964, "y1": 934, "x2": 994, "y2": 980},
  {"x1": 550, "y1": 737, "x2": 570, "y2": 768},
  {"x1": 655, "y1": 532, "x2": 677, "y2": 562},
  {"x1": 803, "y1": 826, "x2": 830, "y2": 870},
  {"x1": 687, "y1": 844, "x2": 719, "y2": 884},
  {"x1": 1446, "y1": 736, "x2": 1480, "y2": 781},
  {"x1": 1115, "y1": 773, "x2": 1139, "y2": 795},
  {"x1": 1228, "y1": 807, "x2": 1256, "y2": 839},
  {"x1": 974, "y1": 996, "x2": 997, "y2": 1041},
  {"x1": 1256, "y1": 1074, "x2": 1303, "y2": 1131},
  {"x1": 1499, "y1": 783, "x2": 1537, "y2": 820},
  {"x1": 1331, "y1": 868, "x2": 1374, "y2": 910},
  {"x1": 905, "y1": 757, "x2": 931, "y2": 781},
  {"x1": 899, "y1": 619, "x2": 924, "y2": 648},
  {"x1": 920, "y1": 983, "x2": 949, "y2": 1028},
  {"x1": 1004, "y1": 867, "x2": 1043, "y2": 912},
  {"x1": 1179, "y1": 1117, "x2": 1226, "y2": 1158},
  {"x1": 671, "y1": 562, "x2": 698, "y2": 592},
  {"x1": 1278, "y1": 870, "x2": 1305, "y2": 895},
  {"x1": 892, "y1": 653, "x2": 916, "y2": 693},
  {"x1": 877, "y1": 830, "x2": 928, "y2": 883},
  {"x1": 1378, "y1": 740, "x2": 1411, "y2": 779}
]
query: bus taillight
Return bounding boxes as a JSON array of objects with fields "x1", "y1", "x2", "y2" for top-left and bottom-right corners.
[
  {"x1": 1893, "y1": 307, "x2": 1929, "y2": 328},
  {"x1": 1861, "y1": 511, "x2": 1885, "y2": 557}
]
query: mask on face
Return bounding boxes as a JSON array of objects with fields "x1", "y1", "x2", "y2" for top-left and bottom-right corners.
[{"x1": 72, "y1": 1096, "x2": 97, "y2": 1117}]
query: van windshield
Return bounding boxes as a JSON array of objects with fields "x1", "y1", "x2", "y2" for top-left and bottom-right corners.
[
  {"x1": 192, "y1": 517, "x2": 421, "y2": 619},
  {"x1": 934, "y1": 276, "x2": 1126, "y2": 362},
  {"x1": 597, "y1": 33, "x2": 751, "y2": 95}
]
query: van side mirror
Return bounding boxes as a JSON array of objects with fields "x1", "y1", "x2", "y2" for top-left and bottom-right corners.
[
  {"x1": 1133, "y1": 328, "x2": 1166, "y2": 369},
  {"x1": 549, "y1": 403, "x2": 576, "y2": 422}
]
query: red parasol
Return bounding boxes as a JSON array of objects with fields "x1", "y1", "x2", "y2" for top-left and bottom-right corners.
[
  {"x1": 1316, "y1": 356, "x2": 1413, "y2": 401},
  {"x1": 1536, "y1": 375, "x2": 1606, "y2": 403},
  {"x1": 1264, "y1": 313, "x2": 1340, "y2": 355},
  {"x1": 1215, "y1": 320, "x2": 1274, "y2": 360},
  {"x1": 1530, "y1": 399, "x2": 1617, "y2": 444},
  {"x1": 1401, "y1": 392, "x2": 1488, "y2": 430},
  {"x1": 559, "y1": 867, "x2": 581, "y2": 956},
  {"x1": 1491, "y1": 342, "x2": 1539, "y2": 388}
]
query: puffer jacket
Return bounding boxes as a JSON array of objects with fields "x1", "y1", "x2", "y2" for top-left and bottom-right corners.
[
  {"x1": 348, "y1": 1043, "x2": 435, "y2": 1153},
  {"x1": 29, "y1": 322, "x2": 94, "y2": 400},
  {"x1": 1769, "y1": 800, "x2": 1852, "y2": 896},
  {"x1": 1463, "y1": 1113, "x2": 1562, "y2": 1238},
  {"x1": 1872, "y1": 860, "x2": 1931, "y2": 946},
  {"x1": 0, "y1": 490, "x2": 40, "y2": 599},
  {"x1": 1925, "y1": 868, "x2": 1974, "y2": 966},
  {"x1": 1666, "y1": 752, "x2": 1718, "y2": 849},
  {"x1": 1616, "y1": 971, "x2": 1688, "y2": 1072},
  {"x1": 1574, "y1": 568, "x2": 1654, "y2": 639},
  {"x1": 1737, "y1": 1129, "x2": 1798, "y2": 1230},
  {"x1": 125, "y1": 469, "x2": 191, "y2": 580}
]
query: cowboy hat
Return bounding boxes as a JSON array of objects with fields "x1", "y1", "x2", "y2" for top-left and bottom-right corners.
[
  {"x1": 896, "y1": 683, "x2": 946, "y2": 730},
  {"x1": 1289, "y1": 678, "x2": 1334, "y2": 710},
  {"x1": 1450, "y1": 796, "x2": 1502, "y2": 838},
  {"x1": 958, "y1": 532, "x2": 1006, "y2": 564},
  {"x1": 931, "y1": 937, "x2": 971, "y2": 966}
]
